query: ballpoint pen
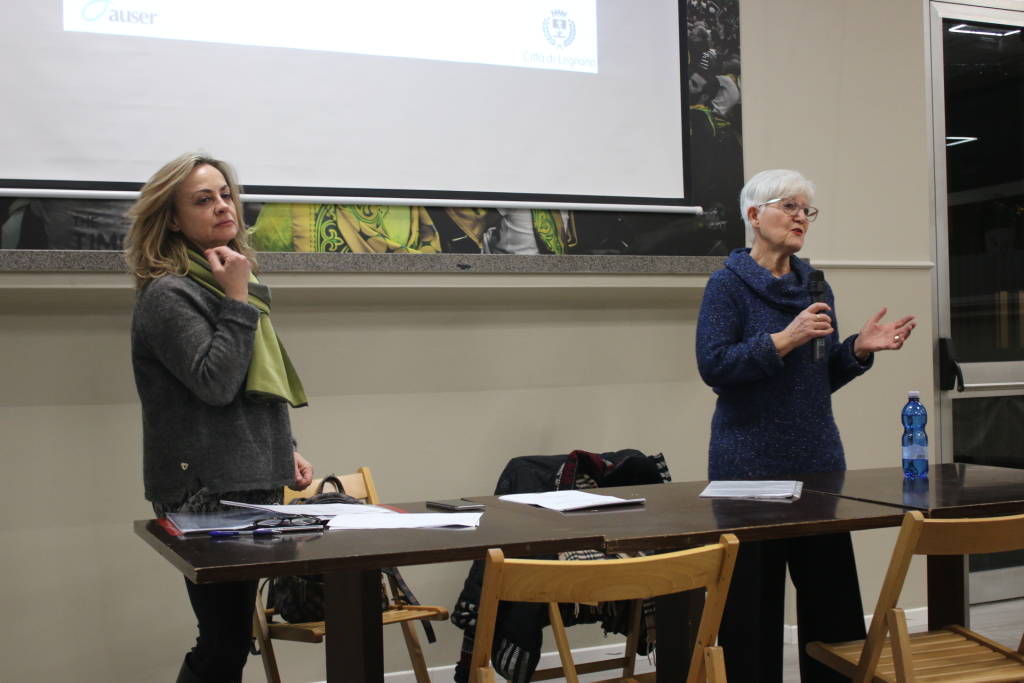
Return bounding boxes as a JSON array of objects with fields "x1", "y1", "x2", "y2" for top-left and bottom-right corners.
[{"x1": 208, "y1": 528, "x2": 281, "y2": 537}]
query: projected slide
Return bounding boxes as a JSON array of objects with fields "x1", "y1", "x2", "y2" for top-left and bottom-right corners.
[
  {"x1": 5, "y1": 0, "x2": 685, "y2": 208},
  {"x1": 63, "y1": 0, "x2": 598, "y2": 73}
]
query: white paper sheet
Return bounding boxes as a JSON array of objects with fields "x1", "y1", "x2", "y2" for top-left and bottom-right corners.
[
  {"x1": 326, "y1": 512, "x2": 482, "y2": 530},
  {"x1": 220, "y1": 500, "x2": 398, "y2": 517},
  {"x1": 498, "y1": 490, "x2": 645, "y2": 512}
]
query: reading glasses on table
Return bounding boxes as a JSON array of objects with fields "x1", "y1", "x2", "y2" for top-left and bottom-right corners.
[{"x1": 253, "y1": 515, "x2": 329, "y2": 530}]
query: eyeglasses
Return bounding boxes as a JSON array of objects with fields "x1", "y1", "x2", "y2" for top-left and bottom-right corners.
[
  {"x1": 254, "y1": 516, "x2": 328, "y2": 530},
  {"x1": 759, "y1": 197, "x2": 819, "y2": 222}
]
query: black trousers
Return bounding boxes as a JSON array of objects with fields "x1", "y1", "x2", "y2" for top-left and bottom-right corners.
[
  {"x1": 182, "y1": 577, "x2": 258, "y2": 683},
  {"x1": 718, "y1": 532, "x2": 866, "y2": 682}
]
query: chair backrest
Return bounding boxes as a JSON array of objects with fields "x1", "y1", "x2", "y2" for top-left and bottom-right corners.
[
  {"x1": 282, "y1": 466, "x2": 381, "y2": 505},
  {"x1": 255, "y1": 466, "x2": 446, "y2": 683},
  {"x1": 468, "y1": 533, "x2": 739, "y2": 683},
  {"x1": 856, "y1": 509, "x2": 1024, "y2": 680}
]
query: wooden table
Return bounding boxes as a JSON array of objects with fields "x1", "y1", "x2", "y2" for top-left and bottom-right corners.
[
  {"x1": 137, "y1": 483, "x2": 907, "y2": 682},
  {"x1": 798, "y1": 463, "x2": 1024, "y2": 629},
  {"x1": 797, "y1": 463, "x2": 1024, "y2": 518},
  {"x1": 466, "y1": 480, "x2": 909, "y2": 682},
  {"x1": 468, "y1": 480, "x2": 909, "y2": 553},
  {"x1": 136, "y1": 499, "x2": 606, "y2": 682}
]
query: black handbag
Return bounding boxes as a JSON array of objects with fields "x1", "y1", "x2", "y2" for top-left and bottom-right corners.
[{"x1": 265, "y1": 476, "x2": 437, "y2": 642}]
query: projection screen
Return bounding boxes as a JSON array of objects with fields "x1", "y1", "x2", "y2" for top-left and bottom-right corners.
[{"x1": 0, "y1": 0, "x2": 692, "y2": 211}]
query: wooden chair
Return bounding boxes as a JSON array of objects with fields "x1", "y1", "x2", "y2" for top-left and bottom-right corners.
[
  {"x1": 807, "y1": 510, "x2": 1024, "y2": 682},
  {"x1": 530, "y1": 593, "x2": 645, "y2": 682},
  {"x1": 252, "y1": 467, "x2": 449, "y2": 683},
  {"x1": 469, "y1": 534, "x2": 739, "y2": 683}
]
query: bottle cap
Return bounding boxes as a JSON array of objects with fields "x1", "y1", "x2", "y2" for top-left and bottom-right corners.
[{"x1": 908, "y1": 390, "x2": 920, "y2": 399}]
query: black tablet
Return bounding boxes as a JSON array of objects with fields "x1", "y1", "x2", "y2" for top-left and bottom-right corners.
[{"x1": 425, "y1": 499, "x2": 486, "y2": 511}]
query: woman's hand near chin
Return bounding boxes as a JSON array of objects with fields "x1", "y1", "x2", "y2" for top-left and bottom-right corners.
[{"x1": 205, "y1": 246, "x2": 251, "y2": 301}]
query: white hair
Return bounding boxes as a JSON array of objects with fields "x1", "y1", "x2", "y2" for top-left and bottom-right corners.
[{"x1": 739, "y1": 169, "x2": 816, "y2": 244}]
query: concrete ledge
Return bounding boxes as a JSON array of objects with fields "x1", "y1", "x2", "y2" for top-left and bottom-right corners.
[{"x1": 0, "y1": 249, "x2": 724, "y2": 275}]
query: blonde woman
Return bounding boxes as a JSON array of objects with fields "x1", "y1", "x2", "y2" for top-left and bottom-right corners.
[{"x1": 126, "y1": 153, "x2": 312, "y2": 683}]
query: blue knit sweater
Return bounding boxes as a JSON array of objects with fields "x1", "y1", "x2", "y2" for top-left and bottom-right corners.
[{"x1": 696, "y1": 249, "x2": 872, "y2": 479}]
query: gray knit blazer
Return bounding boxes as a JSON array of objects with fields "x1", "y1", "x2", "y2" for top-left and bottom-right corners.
[{"x1": 131, "y1": 275, "x2": 294, "y2": 504}]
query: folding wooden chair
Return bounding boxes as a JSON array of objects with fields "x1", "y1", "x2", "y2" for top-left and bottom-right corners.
[
  {"x1": 807, "y1": 510, "x2": 1024, "y2": 682},
  {"x1": 469, "y1": 534, "x2": 739, "y2": 683},
  {"x1": 253, "y1": 467, "x2": 449, "y2": 683}
]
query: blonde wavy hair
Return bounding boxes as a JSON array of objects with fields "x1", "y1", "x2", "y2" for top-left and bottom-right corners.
[{"x1": 125, "y1": 152, "x2": 256, "y2": 288}]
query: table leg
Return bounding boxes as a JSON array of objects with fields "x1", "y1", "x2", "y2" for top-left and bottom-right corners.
[
  {"x1": 927, "y1": 554, "x2": 969, "y2": 630},
  {"x1": 325, "y1": 568, "x2": 384, "y2": 682},
  {"x1": 654, "y1": 589, "x2": 702, "y2": 682}
]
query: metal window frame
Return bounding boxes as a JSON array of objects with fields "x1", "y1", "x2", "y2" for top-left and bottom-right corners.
[{"x1": 929, "y1": 1, "x2": 1024, "y2": 462}]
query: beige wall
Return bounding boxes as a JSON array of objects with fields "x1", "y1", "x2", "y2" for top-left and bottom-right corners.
[
  {"x1": 0, "y1": 0, "x2": 942, "y2": 680},
  {"x1": 740, "y1": 0, "x2": 935, "y2": 625}
]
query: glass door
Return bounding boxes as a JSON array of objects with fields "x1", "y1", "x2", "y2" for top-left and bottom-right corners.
[{"x1": 931, "y1": 1, "x2": 1024, "y2": 603}]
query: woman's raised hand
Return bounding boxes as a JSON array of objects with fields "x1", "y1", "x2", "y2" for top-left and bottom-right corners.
[
  {"x1": 205, "y1": 246, "x2": 251, "y2": 302},
  {"x1": 853, "y1": 307, "x2": 916, "y2": 359}
]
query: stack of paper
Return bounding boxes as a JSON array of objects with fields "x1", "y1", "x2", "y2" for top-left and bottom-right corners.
[
  {"x1": 698, "y1": 480, "x2": 803, "y2": 501},
  {"x1": 221, "y1": 501, "x2": 397, "y2": 516},
  {"x1": 499, "y1": 490, "x2": 645, "y2": 512},
  {"x1": 326, "y1": 513, "x2": 481, "y2": 530},
  {"x1": 220, "y1": 500, "x2": 481, "y2": 529}
]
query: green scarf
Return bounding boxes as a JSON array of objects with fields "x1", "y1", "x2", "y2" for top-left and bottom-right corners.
[{"x1": 186, "y1": 251, "x2": 307, "y2": 408}]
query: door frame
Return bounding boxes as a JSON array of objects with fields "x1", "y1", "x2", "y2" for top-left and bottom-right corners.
[
  {"x1": 928, "y1": 0, "x2": 1024, "y2": 603},
  {"x1": 928, "y1": 0, "x2": 1024, "y2": 464}
]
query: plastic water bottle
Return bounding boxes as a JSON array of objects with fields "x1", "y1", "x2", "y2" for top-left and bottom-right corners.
[{"x1": 901, "y1": 391, "x2": 928, "y2": 479}]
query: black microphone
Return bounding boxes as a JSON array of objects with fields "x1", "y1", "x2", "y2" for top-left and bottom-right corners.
[{"x1": 808, "y1": 269, "x2": 827, "y2": 362}]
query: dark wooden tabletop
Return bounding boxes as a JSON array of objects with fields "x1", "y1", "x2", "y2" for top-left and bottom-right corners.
[
  {"x1": 134, "y1": 466, "x2": 1024, "y2": 683},
  {"x1": 135, "y1": 499, "x2": 605, "y2": 584},
  {"x1": 469, "y1": 481, "x2": 907, "y2": 554},
  {"x1": 137, "y1": 479, "x2": 909, "y2": 583},
  {"x1": 796, "y1": 464, "x2": 1024, "y2": 518}
]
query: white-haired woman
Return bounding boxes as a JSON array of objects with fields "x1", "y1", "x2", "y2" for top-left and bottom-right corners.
[
  {"x1": 126, "y1": 153, "x2": 313, "y2": 683},
  {"x1": 695, "y1": 169, "x2": 915, "y2": 681}
]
